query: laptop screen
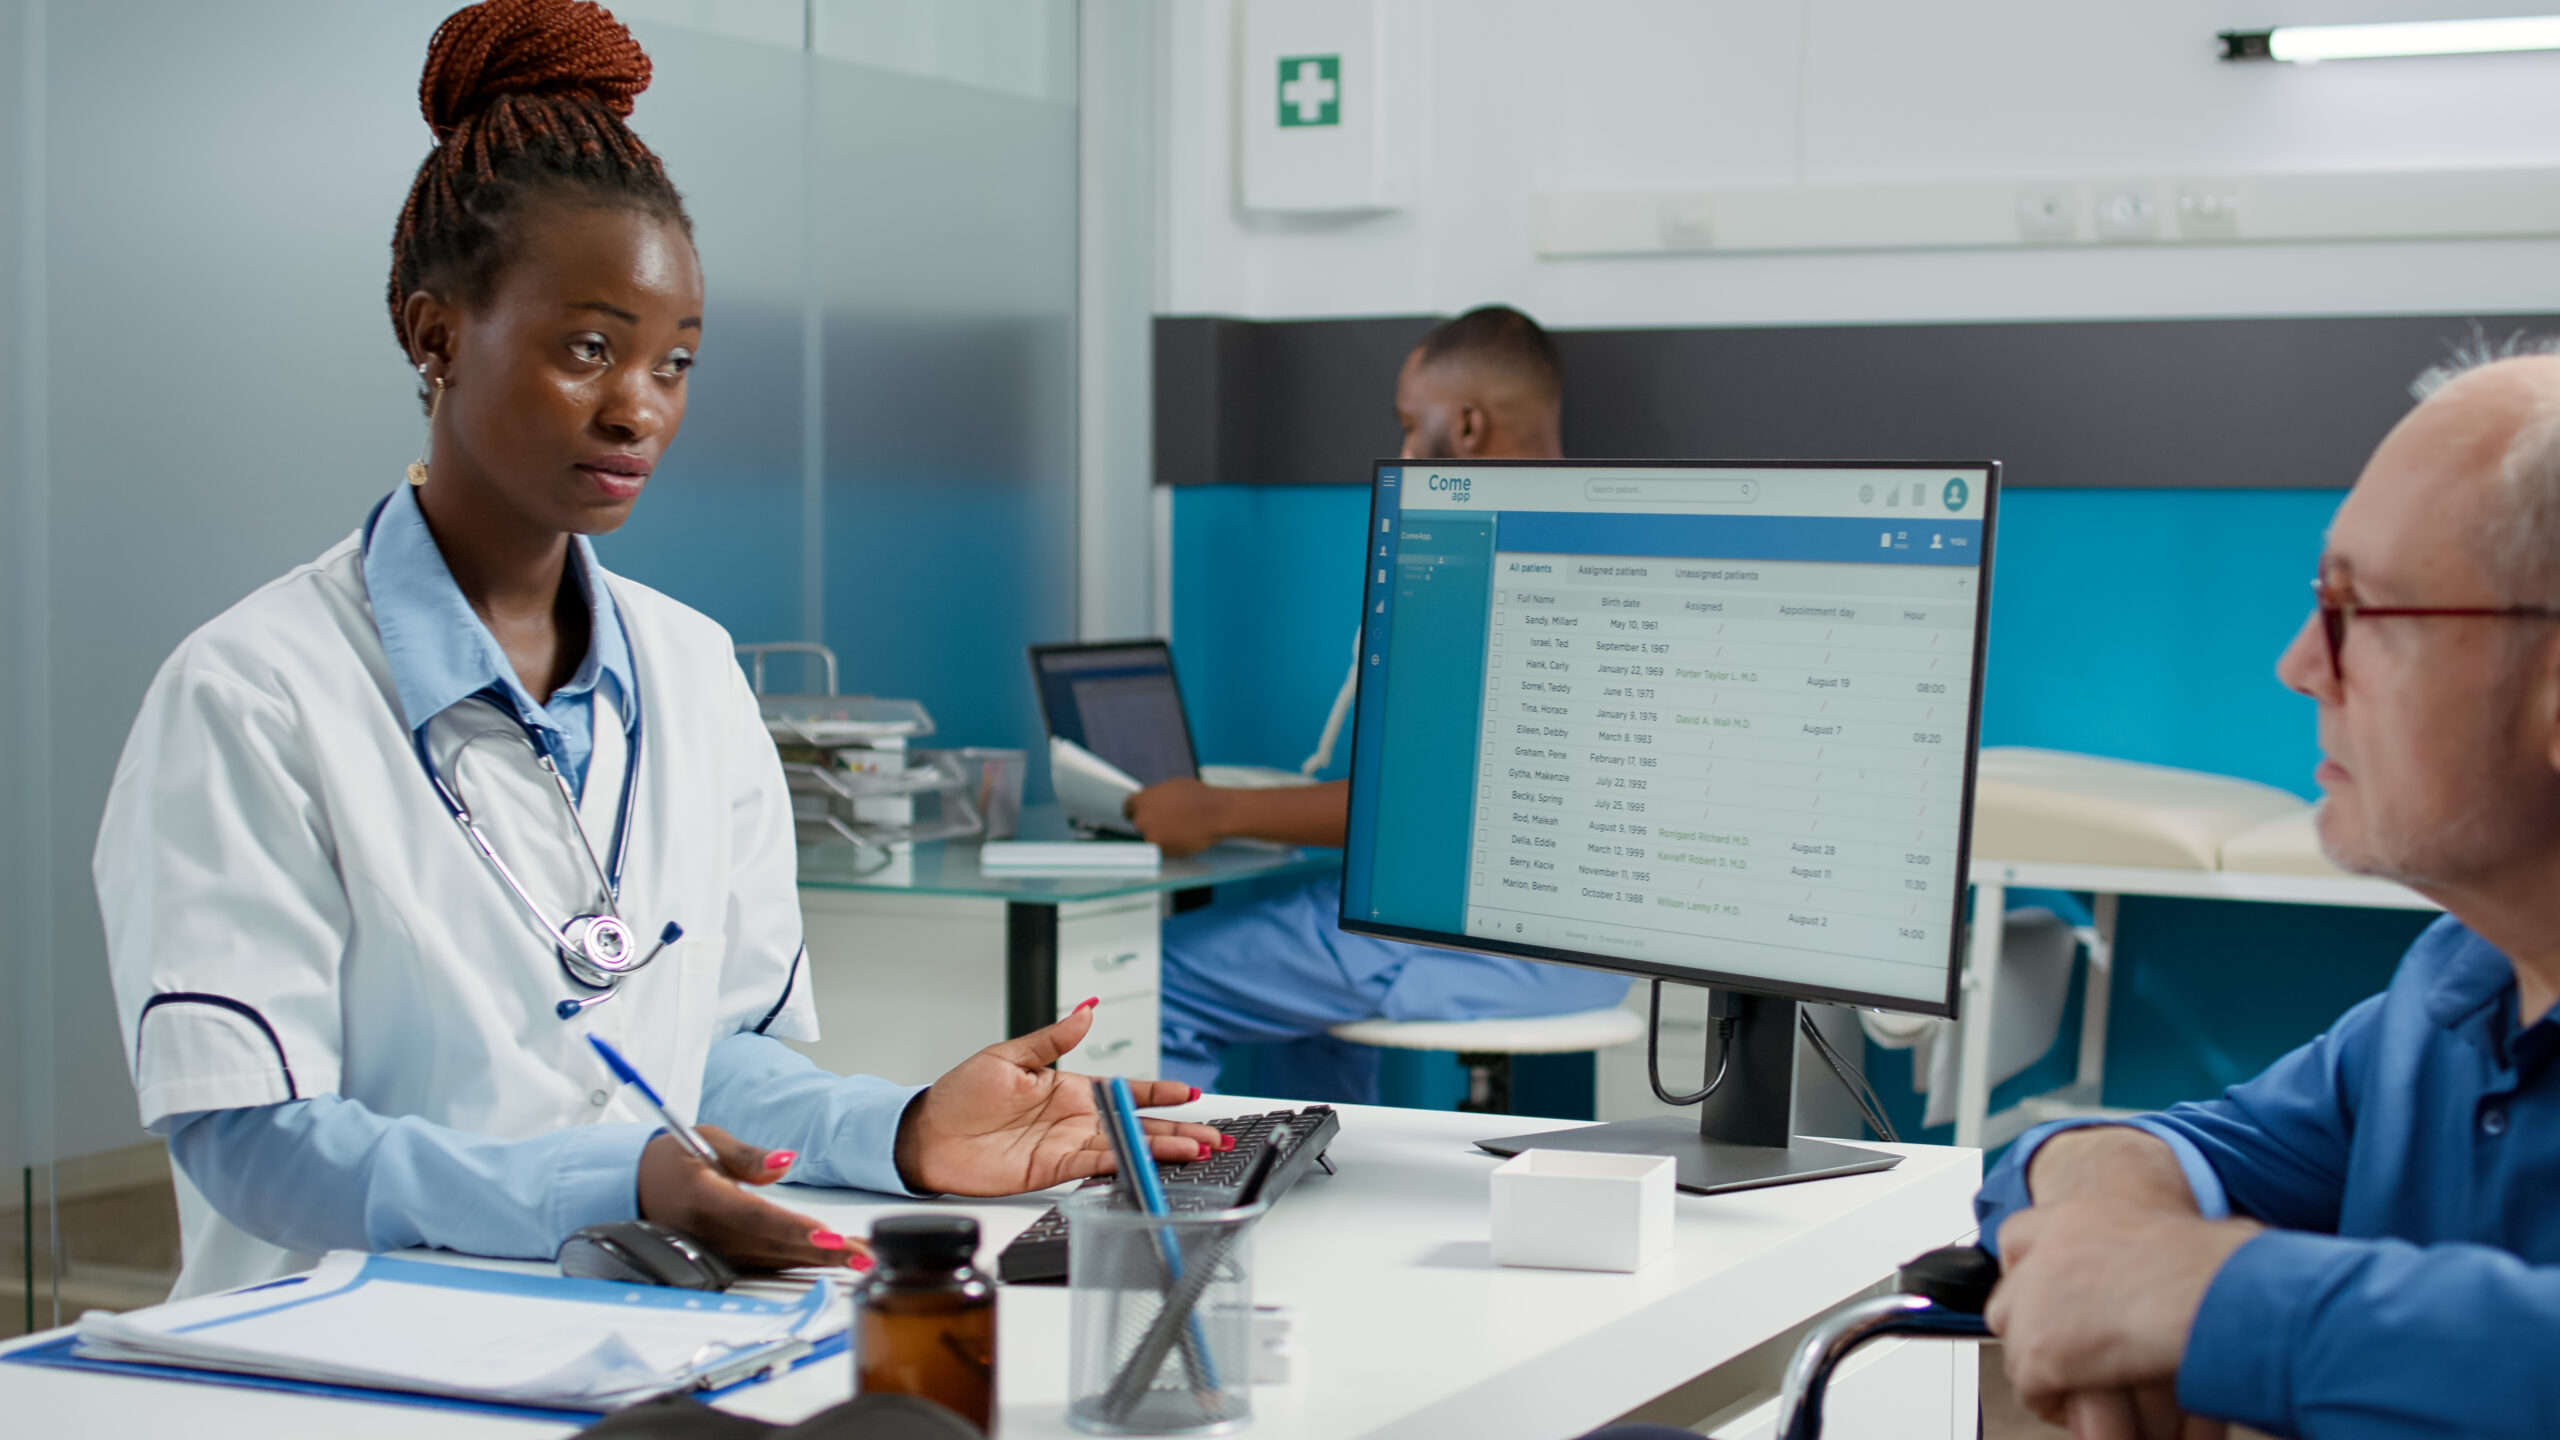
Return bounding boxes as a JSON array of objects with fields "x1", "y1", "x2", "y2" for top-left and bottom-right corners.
[{"x1": 1030, "y1": 641, "x2": 1201, "y2": 787}]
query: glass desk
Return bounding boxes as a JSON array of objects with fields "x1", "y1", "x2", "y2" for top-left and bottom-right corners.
[
  {"x1": 791, "y1": 806, "x2": 1338, "y2": 1084},
  {"x1": 798, "y1": 806, "x2": 1335, "y2": 906}
]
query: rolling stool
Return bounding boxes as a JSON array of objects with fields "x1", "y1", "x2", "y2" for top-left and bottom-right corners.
[{"x1": 1327, "y1": 1008, "x2": 1646, "y2": 1114}]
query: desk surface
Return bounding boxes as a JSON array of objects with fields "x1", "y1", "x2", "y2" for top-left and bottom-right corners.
[
  {"x1": 797, "y1": 804, "x2": 1338, "y2": 902},
  {"x1": 0, "y1": 1101, "x2": 1979, "y2": 1440}
]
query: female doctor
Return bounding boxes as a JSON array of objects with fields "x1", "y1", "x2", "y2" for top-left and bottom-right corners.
[{"x1": 94, "y1": 0, "x2": 1217, "y2": 1300}]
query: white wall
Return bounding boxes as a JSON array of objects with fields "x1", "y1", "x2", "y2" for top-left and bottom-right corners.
[{"x1": 1162, "y1": 0, "x2": 2560, "y2": 326}]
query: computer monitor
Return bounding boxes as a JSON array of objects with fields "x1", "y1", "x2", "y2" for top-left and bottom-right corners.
[
  {"x1": 1029, "y1": 640, "x2": 1202, "y2": 789},
  {"x1": 1339, "y1": 459, "x2": 1997, "y2": 1192}
]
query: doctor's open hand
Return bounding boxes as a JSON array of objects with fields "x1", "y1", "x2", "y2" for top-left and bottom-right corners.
[
  {"x1": 893, "y1": 999, "x2": 1227, "y2": 1195},
  {"x1": 637, "y1": 1126, "x2": 873, "y2": 1272}
]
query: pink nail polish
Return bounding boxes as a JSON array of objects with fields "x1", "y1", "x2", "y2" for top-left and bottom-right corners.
[
  {"x1": 1217, "y1": 1134, "x2": 1236, "y2": 1152},
  {"x1": 810, "y1": 1229, "x2": 847, "y2": 1251},
  {"x1": 1187, "y1": 1086, "x2": 1203, "y2": 1102},
  {"x1": 766, "y1": 1151, "x2": 797, "y2": 1169},
  {"x1": 1196, "y1": 1140, "x2": 1212, "y2": 1160},
  {"x1": 1076, "y1": 996, "x2": 1100, "y2": 1012},
  {"x1": 849, "y1": 1253, "x2": 875, "y2": 1272}
]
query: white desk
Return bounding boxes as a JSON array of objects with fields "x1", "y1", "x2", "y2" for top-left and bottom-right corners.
[{"x1": 0, "y1": 1101, "x2": 1981, "y2": 1439}]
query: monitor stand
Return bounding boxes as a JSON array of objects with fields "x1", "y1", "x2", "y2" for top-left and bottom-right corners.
[{"x1": 1474, "y1": 992, "x2": 1901, "y2": 1195}]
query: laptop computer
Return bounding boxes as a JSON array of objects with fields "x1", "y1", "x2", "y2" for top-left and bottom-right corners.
[{"x1": 1027, "y1": 640, "x2": 1203, "y2": 792}]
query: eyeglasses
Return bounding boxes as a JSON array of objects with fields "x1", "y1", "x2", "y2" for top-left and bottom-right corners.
[{"x1": 2312, "y1": 568, "x2": 2560, "y2": 681}]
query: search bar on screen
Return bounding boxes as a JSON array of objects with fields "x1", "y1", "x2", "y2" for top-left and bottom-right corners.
[{"x1": 1585, "y1": 478, "x2": 1757, "y2": 504}]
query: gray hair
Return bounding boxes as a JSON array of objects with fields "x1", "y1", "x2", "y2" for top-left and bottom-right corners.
[{"x1": 2410, "y1": 329, "x2": 2560, "y2": 607}]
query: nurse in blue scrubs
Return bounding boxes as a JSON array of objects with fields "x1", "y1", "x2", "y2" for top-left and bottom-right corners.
[{"x1": 1124, "y1": 307, "x2": 1628, "y2": 1100}]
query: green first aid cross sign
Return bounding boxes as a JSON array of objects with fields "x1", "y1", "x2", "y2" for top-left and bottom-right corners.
[{"x1": 1278, "y1": 55, "x2": 1340, "y2": 127}]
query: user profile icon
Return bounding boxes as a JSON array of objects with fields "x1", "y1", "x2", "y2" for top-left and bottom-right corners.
[{"x1": 1942, "y1": 477, "x2": 1970, "y2": 512}]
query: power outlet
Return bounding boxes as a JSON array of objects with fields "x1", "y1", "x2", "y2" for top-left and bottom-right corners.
[
  {"x1": 2092, "y1": 184, "x2": 2163, "y2": 242},
  {"x1": 2175, "y1": 180, "x2": 2242, "y2": 238},
  {"x1": 2014, "y1": 183, "x2": 2079, "y2": 242},
  {"x1": 1657, "y1": 194, "x2": 1714, "y2": 250}
]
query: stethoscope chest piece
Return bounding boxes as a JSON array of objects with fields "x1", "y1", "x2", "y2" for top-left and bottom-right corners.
[{"x1": 561, "y1": 912, "x2": 638, "y2": 987}]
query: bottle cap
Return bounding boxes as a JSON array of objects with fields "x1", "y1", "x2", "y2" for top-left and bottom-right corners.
[{"x1": 869, "y1": 1213, "x2": 979, "y2": 1269}]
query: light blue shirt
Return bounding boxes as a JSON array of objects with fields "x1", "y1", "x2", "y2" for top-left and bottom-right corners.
[
  {"x1": 160, "y1": 491, "x2": 927, "y2": 1264},
  {"x1": 362, "y1": 480, "x2": 634, "y2": 798}
]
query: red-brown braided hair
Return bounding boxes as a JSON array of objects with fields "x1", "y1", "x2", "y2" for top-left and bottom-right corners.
[{"x1": 389, "y1": 0, "x2": 691, "y2": 360}]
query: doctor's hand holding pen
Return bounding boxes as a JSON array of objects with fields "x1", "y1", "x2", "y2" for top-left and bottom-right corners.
[
  {"x1": 638, "y1": 1125, "x2": 869, "y2": 1272},
  {"x1": 634, "y1": 1000, "x2": 1223, "y2": 1272}
]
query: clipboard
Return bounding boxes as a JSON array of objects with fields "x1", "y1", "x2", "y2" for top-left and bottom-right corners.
[
  {"x1": 0, "y1": 1329, "x2": 847, "y2": 1422},
  {"x1": 1, "y1": 1254, "x2": 849, "y2": 1420}
]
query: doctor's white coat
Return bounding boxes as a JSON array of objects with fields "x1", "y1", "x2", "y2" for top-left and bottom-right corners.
[{"x1": 94, "y1": 526, "x2": 820, "y2": 1297}]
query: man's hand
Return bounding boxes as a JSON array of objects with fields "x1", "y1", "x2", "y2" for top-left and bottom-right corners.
[
  {"x1": 637, "y1": 1125, "x2": 868, "y2": 1271},
  {"x1": 1124, "y1": 779, "x2": 1234, "y2": 858},
  {"x1": 894, "y1": 1000, "x2": 1228, "y2": 1195},
  {"x1": 1988, "y1": 1201, "x2": 2261, "y2": 1432}
]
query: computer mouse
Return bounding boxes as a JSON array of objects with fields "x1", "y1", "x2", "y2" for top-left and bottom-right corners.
[{"x1": 557, "y1": 1219, "x2": 739, "y2": 1291}]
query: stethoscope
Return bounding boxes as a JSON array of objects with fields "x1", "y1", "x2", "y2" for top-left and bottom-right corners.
[
  {"x1": 365, "y1": 498, "x2": 680, "y2": 1021},
  {"x1": 412, "y1": 716, "x2": 678, "y2": 1020}
]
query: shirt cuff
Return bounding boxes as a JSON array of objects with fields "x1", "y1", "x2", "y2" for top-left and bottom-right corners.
[
  {"x1": 544, "y1": 1122, "x2": 655, "y2": 1239},
  {"x1": 1976, "y1": 1117, "x2": 2230, "y2": 1259},
  {"x1": 826, "y1": 1083, "x2": 934, "y2": 1197},
  {"x1": 2177, "y1": 1229, "x2": 2362, "y2": 1432}
]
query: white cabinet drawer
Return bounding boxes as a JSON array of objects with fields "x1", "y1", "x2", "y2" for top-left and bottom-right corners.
[
  {"x1": 1056, "y1": 896, "x2": 1162, "y2": 1002},
  {"x1": 1058, "y1": 987, "x2": 1160, "y2": 1080}
]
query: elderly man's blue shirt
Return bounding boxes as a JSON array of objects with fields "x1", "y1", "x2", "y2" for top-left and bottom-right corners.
[{"x1": 1976, "y1": 915, "x2": 2560, "y2": 1438}]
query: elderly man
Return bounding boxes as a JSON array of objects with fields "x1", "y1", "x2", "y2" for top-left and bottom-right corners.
[{"x1": 1974, "y1": 351, "x2": 2560, "y2": 1438}]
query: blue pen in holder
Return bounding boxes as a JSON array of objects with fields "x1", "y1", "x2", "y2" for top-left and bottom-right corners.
[{"x1": 1063, "y1": 1186, "x2": 1266, "y2": 1436}]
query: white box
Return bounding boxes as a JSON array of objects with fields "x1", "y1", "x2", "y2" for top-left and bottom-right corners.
[{"x1": 1489, "y1": 1149, "x2": 1675, "y2": 1273}]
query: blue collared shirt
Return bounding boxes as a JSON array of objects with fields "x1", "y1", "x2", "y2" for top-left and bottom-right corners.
[
  {"x1": 363, "y1": 481, "x2": 634, "y2": 798},
  {"x1": 1976, "y1": 915, "x2": 2560, "y2": 1438}
]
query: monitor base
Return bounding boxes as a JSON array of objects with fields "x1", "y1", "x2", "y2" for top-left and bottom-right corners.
[{"x1": 1475, "y1": 1118, "x2": 1901, "y2": 1195}]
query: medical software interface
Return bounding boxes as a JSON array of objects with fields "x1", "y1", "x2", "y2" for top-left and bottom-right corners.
[{"x1": 1342, "y1": 464, "x2": 1991, "y2": 1012}]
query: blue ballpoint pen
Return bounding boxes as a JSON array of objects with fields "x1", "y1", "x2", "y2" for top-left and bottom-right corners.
[
  {"x1": 588, "y1": 1034, "x2": 722, "y2": 1167},
  {"x1": 1106, "y1": 1076, "x2": 1221, "y2": 1392}
]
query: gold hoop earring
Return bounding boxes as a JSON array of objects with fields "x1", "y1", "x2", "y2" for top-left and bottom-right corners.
[{"x1": 408, "y1": 370, "x2": 446, "y2": 487}]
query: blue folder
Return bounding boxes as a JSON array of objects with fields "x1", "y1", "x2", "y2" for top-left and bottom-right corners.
[{"x1": 0, "y1": 1256, "x2": 851, "y2": 1422}]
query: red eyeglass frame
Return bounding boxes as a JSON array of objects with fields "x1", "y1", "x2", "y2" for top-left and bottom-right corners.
[{"x1": 2312, "y1": 571, "x2": 2560, "y2": 681}]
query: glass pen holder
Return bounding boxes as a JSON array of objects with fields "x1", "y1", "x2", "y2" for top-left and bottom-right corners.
[{"x1": 1065, "y1": 1189, "x2": 1265, "y2": 1436}]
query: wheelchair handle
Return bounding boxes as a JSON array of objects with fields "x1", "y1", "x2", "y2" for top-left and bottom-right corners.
[{"x1": 1775, "y1": 1246, "x2": 1997, "y2": 1440}]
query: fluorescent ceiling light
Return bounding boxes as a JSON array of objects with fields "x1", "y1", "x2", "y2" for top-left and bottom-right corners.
[{"x1": 2221, "y1": 15, "x2": 2560, "y2": 62}]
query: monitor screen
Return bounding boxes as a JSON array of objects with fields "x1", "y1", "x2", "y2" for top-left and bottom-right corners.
[
  {"x1": 1030, "y1": 641, "x2": 1201, "y2": 788},
  {"x1": 1340, "y1": 461, "x2": 1996, "y2": 1016}
]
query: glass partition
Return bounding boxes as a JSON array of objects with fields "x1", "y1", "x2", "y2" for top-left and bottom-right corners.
[{"x1": 1, "y1": 0, "x2": 1079, "y2": 1333}]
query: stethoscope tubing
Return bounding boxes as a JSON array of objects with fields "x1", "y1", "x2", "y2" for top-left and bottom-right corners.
[
  {"x1": 409, "y1": 718, "x2": 643, "y2": 975},
  {"x1": 364, "y1": 494, "x2": 656, "y2": 1005}
]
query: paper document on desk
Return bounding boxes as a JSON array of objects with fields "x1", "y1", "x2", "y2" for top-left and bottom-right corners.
[
  {"x1": 73, "y1": 1252, "x2": 842, "y2": 1409},
  {"x1": 1052, "y1": 735, "x2": 1142, "y2": 835}
]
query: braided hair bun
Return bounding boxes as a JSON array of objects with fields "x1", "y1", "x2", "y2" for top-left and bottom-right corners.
[
  {"x1": 419, "y1": 0, "x2": 650, "y2": 141},
  {"x1": 390, "y1": 0, "x2": 690, "y2": 356}
]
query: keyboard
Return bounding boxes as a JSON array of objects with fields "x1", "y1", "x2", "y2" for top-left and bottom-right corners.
[{"x1": 995, "y1": 1105, "x2": 1340, "y2": 1285}]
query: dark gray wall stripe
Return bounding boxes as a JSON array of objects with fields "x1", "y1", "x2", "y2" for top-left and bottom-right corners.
[{"x1": 1155, "y1": 312, "x2": 2560, "y2": 489}]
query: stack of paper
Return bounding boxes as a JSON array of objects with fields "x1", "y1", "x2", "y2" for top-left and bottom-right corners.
[{"x1": 74, "y1": 1252, "x2": 842, "y2": 1409}]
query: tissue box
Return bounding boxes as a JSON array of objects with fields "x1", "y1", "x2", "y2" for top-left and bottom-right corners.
[{"x1": 1490, "y1": 1149, "x2": 1675, "y2": 1272}]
